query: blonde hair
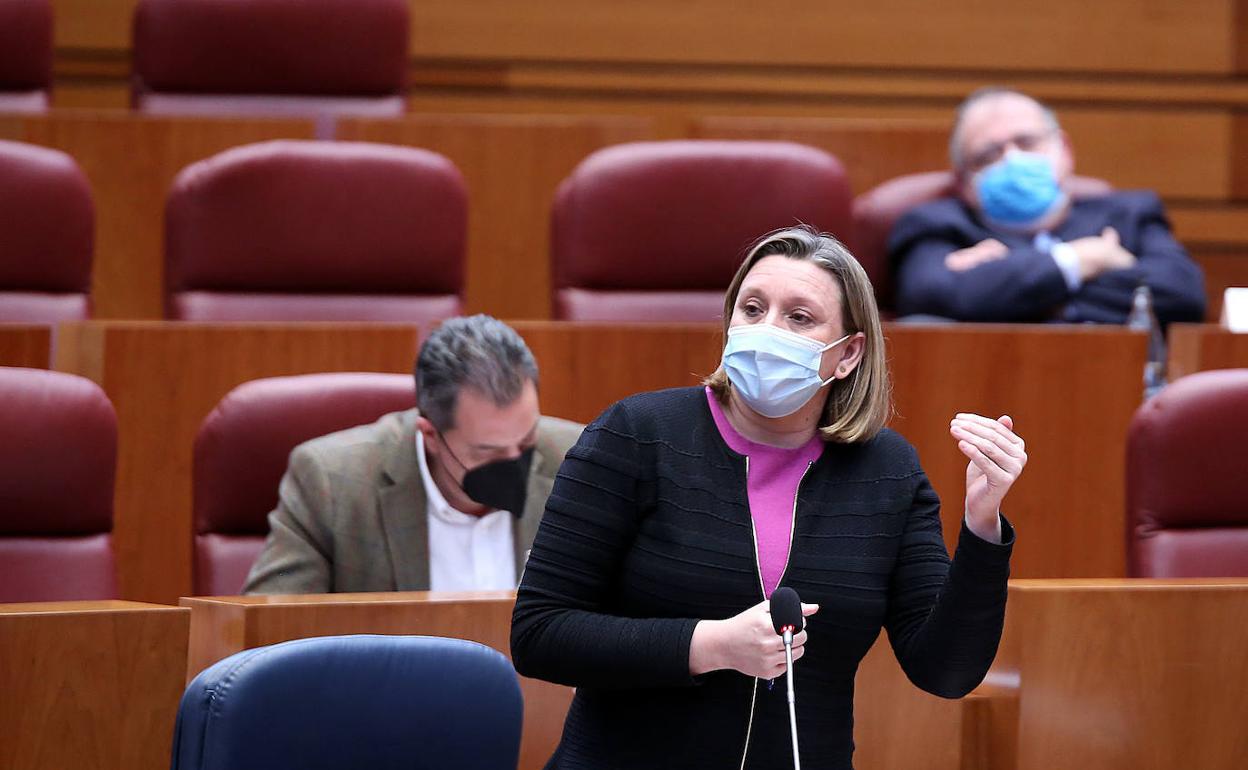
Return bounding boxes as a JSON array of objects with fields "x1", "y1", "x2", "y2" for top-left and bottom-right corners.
[{"x1": 704, "y1": 225, "x2": 891, "y2": 443}]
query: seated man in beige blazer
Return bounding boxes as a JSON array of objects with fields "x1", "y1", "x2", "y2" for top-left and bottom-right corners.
[{"x1": 244, "y1": 315, "x2": 584, "y2": 594}]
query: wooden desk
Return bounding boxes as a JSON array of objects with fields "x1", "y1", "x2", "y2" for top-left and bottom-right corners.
[
  {"x1": 0, "y1": 324, "x2": 52, "y2": 368},
  {"x1": 0, "y1": 600, "x2": 189, "y2": 770},
  {"x1": 858, "y1": 578, "x2": 1248, "y2": 770},
  {"x1": 999, "y1": 579, "x2": 1248, "y2": 770},
  {"x1": 1168, "y1": 323, "x2": 1248, "y2": 379},
  {"x1": 181, "y1": 591, "x2": 572, "y2": 770},
  {"x1": 886, "y1": 323, "x2": 1146, "y2": 578},
  {"x1": 54, "y1": 321, "x2": 422, "y2": 604}
]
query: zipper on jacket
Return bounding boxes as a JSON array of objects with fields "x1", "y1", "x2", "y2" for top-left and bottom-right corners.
[{"x1": 738, "y1": 458, "x2": 813, "y2": 770}]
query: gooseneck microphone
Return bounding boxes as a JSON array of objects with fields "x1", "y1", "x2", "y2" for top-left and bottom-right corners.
[{"x1": 770, "y1": 586, "x2": 803, "y2": 770}]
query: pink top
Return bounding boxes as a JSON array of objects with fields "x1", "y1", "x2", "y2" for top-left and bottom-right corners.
[{"x1": 705, "y1": 387, "x2": 824, "y2": 598}]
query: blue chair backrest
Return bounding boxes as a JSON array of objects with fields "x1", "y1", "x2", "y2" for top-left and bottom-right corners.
[{"x1": 170, "y1": 634, "x2": 523, "y2": 770}]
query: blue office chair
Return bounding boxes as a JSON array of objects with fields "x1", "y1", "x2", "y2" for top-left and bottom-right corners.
[{"x1": 170, "y1": 635, "x2": 523, "y2": 770}]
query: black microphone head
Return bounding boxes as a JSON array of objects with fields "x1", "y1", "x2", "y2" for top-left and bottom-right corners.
[{"x1": 770, "y1": 586, "x2": 803, "y2": 635}]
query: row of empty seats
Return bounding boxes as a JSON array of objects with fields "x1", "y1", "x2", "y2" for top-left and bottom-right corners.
[
  {"x1": 0, "y1": 135, "x2": 1110, "y2": 323},
  {"x1": 3, "y1": 364, "x2": 1246, "y2": 604}
]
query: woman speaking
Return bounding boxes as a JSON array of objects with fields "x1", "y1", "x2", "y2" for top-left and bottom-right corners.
[{"x1": 511, "y1": 225, "x2": 1024, "y2": 769}]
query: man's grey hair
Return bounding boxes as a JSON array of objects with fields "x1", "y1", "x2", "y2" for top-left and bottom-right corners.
[
  {"x1": 415, "y1": 314, "x2": 539, "y2": 431},
  {"x1": 949, "y1": 87, "x2": 1061, "y2": 171}
]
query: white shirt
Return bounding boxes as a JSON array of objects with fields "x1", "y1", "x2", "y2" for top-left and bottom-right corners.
[{"x1": 414, "y1": 431, "x2": 517, "y2": 591}]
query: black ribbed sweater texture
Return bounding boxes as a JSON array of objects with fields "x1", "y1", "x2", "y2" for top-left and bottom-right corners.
[{"x1": 511, "y1": 387, "x2": 1014, "y2": 769}]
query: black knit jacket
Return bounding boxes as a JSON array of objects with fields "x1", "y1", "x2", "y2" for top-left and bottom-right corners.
[{"x1": 511, "y1": 387, "x2": 1014, "y2": 769}]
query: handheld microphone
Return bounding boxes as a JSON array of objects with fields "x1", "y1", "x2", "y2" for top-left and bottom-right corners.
[{"x1": 770, "y1": 587, "x2": 803, "y2": 770}]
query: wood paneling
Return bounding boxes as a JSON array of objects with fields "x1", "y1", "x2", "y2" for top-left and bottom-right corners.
[
  {"x1": 511, "y1": 322, "x2": 723, "y2": 423},
  {"x1": 53, "y1": 0, "x2": 136, "y2": 51},
  {"x1": 406, "y1": 1, "x2": 1232, "y2": 75},
  {"x1": 1061, "y1": 109, "x2": 1232, "y2": 202},
  {"x1": 691, "y1": 117, "x2": 949, "y2": 197},
  {"x1": 1168, "y1": 322, "x2": 1248, "y2": 379},
  {"x1": 337, "y1": 114, "x2": 657, "y2": 320},
  {"x1": 858, "y1": 579, "x2": 1248, "y2": 770},
  {"x1": 853, "y1": 636, "x2": 965, "y2": 770},
  {"x1": 0, "y1": 113, "x2": 317, "y2": 319},
  {"x1": 0, "y1": 325, "x2": 53, "y2": 369},
  {"x1": 0, "y1": 600, "x2": 189, "y2": 770},
  {"x1": 887, "y1": 324, "x2": 1145, "y2": 578},
  {"x1": 182, "y1": 591, "x2": 573, "y2": 770},
  {"x1": 53, "y1": 0, "x2": 1247, "y2": 76},
  {"x1": 1007, "y1": 579, "x2": 1248, "y2": 770},
  {"x1": 54, "y1": 322, "x2": 422, "y2": 604}
]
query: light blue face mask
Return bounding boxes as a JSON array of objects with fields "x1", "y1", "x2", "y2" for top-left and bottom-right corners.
[
  {"x1": 722, "y1": 324, "x2": 850, "y2": 419},
  {"x1": 975, "y1": 151, "x2": 1068, "y2": 230}
]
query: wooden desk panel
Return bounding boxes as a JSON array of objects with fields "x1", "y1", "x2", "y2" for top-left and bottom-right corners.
[
  {"x1": 511, "y1": 322, "x2": 723, "y2": 423},
  {"x1": 1007, "y1": 579, "x2": 1248, "y2": 770},
  {"x1": 888, "y1": 324, "x2": 1146, "y2": 578},
  {"x1": 0, "y1": 600, "x2": 189, "y2": 770},
  {"x1": 0, "y1": 113, "x2": 317, "y2": 319},
  {"x1": 182, "y1": 591, "x2": 572, "y2": 770},
  {"x1": 0, "y1": 324, "x2": 53, "y2": 368},
  {"x1": 54, "y1": 322, "x2": 422, "y2": 604},
  {"x1": 1168, "y1": 322, "x2": 1248, "y2": 379},
  {"x1": 336, "y1": 114, "x2": 657, "y2": 320}
]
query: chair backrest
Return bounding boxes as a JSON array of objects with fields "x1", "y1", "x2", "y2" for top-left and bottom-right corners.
[
  {"x1": 0, "y1": 367, "x2": 117, "y2": 602},
  {"x1": 132, "y1": 0, "x2": 408, "y2": 127},
  {"x1": 0, "y1": 0, "x2": 52, "y2": 113},
  {"x1": 1127, "y1": 369, "x2": 1248, "y2": 577},
  {"x1": 193, "y1": 372, "x2": 416, "y2": 595},
  {"x1": 165, "y1": 140, "x2": 466, "y2": 322},
  {"x1": 551, "y1": 140, "x2": 853, "y2": 322},
  {"x1": 170, "y1": 635, "x2": 523, "y2": 770},
  {"x1": 851, "y1": 170, "x2": 1113, "y2": 312},
  {"x1": 0, "y1": 139, "x2": 94, "y2": 322}
]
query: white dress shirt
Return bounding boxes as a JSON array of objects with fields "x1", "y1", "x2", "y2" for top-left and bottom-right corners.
[{"x1": 414, "y1": 431, "x2": 517, "y2": 591}]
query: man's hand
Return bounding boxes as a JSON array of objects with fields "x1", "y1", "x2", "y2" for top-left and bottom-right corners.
[
  {"x1": 945, "y1": 238, "x2": 1008, "y2": 272},
  {"x1": 1070, "y1": 227, "x2": 1136, "y2": 280}
]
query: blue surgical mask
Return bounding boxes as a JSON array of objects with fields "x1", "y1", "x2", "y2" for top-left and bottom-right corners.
[
  {"x1": 722, "y1": 324, "x2": 850, "y2": 419},
  {"x1": 975, "y1": 151, "x2": 1068, "y2": 231}
]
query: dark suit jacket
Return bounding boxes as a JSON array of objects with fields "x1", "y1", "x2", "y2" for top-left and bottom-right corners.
[
  {"x1": 243, "y1": 409, "x2": 584, "y2": 594},
  {"x1": 888, "y1": 190, "x2": 1206, "y2": 324}
]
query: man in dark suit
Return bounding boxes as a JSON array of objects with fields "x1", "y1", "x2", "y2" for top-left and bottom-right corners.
[
  {"x1": 889, "y1": 87, "x2": 1206, "y2": 324},
  {"x1": 244, "y1": 315, "x2": 583, "y2": 594}
]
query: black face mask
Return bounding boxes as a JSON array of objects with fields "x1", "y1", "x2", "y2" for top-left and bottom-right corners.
[
  {"x1": 461, "y1": 448, "x2": 533, "y2": 517},
  {"x1": 438, "y1": 430, "x2": 534, "y2": 516}
]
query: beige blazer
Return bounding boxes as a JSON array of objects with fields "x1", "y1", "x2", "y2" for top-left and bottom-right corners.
[{"x1": 243, "y1": 409, "x2": 583, "y2": 594}]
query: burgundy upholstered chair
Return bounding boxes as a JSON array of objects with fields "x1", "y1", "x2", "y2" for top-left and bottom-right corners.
[
  {"x1": 0, "y1": 140, "x2": 94, "y2": 322},
  {"x1": 0, "y1": 0, "x2": 52, "y2": 113},
  {"x1": 851, "y1": 171, "x2": 1113, "y2": 313},
  {"x1": 164, "y1": 140, "x2": 466, "y2": 322},
  {"x1": 0, "y1": 368, "x2": 118, "y2": 602},
  {"x1": 132, "y1": 0, "x2": 408, "y2": 134},
  {"x1": 192, "y1": 372, "x2": 416, "y2": 596},
  {"x1": 1126, "y1": 369, "x2": 1248, "y2": 577},
  {"x1": 551, "y1": 140, "x2": 853, "y2": 322}
]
